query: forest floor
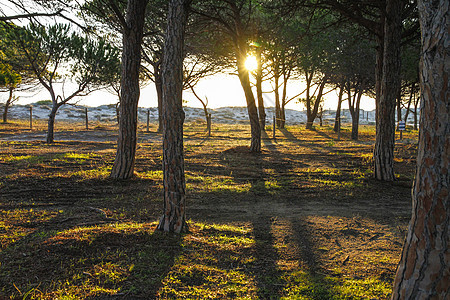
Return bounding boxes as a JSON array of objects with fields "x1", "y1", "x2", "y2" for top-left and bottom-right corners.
[{"x1": 0, "y1": 120, "x2": 418, "y2": 299}]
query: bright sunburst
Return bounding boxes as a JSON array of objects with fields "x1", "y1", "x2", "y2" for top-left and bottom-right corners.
[{"x1": 244, "y1": 55, "x2": 258, "y2": 72}]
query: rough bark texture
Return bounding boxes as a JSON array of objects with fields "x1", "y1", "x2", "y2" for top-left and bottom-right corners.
[
  {"x1": 391, "y1": 1, "x2": 449, "y2": 298},
  {"x1": 348, "y1": 85, "x2": 362, "y2": 141},
  {"x1": 157, "y1": 0, "x2": 190, "y2": 233},
  {"x1": 237, "y1": 57, "x2": 261, "y2": 152},
  {"x1": 46, "y1": 105, "x2": 58, "y2": 144},
  {"x1": 110, "y1": 0, "x2": 148, "y2": 179},
  {"x1": 373, "y1": 0, "x2": 402, "y2": 181}
]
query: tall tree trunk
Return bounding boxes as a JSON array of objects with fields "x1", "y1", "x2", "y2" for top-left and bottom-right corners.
[
  {"x1": 280, "y1": 70, "x2": 288, "y2": 129},
  {"x1": 334, "y1": 84, "x2": 344, "y2": 133},
  {"x1": 157, "y1": 0, "x2": 190, "y2": 233},
  {"x1": 305, "y1": 72, "x2": 313, "y2": 129},
  {"x1": 46, "y1": 104, "x2": 58, "y2": 144},
  {"x1": 280, "y1": 101, "x2": 286, "y2": 129},
  {"x1": 237, "y1": 58, "x2": 261, "y2": 152},
  {"x1": 110, "y1": 0, "x2": 148, "y2": 179},
  {"x1": 391, "y1": 0, "x2": 449, "y2": 297},
  {"x1": 306, "y1": 76, "x2": 327, "y2": 130},
  {"x1": 351, "y1": 89, "x2": 362, "y2": 141},
  {"x1": 256, "y1": 46, "x2": 265, "y2": 129},
  {"x1": 274, "y1": 65, "x2": 281, "y2": 128},
  {"x1": 2, "y1": 87, "x2": 13, "y2": 123},
  {"x1": 373, "y1": 0, "x2": 402, "y2": 181}
]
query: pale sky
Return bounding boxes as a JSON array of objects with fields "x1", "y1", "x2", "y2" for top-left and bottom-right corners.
[{"x1": 12, "y1": 74, "x2": 376, "y2": 112}]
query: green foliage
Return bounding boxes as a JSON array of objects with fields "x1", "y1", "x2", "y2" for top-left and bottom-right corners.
[
  {"x1": 2, "y1": 21, "x2": 120, "y2": 99},
  {"x1": 0, "y1": 63, "x2": 21, "y2": 87}
]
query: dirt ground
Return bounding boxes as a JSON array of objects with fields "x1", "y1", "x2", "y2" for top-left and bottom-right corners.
[{"x1": 0, "y1": 121, "x2": 418, "y2": 299}]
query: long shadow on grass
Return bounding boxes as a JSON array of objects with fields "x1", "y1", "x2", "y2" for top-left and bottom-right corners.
[
  {"x1": 0, "y1": 220, "x2": 183, "y2": 299},
  {"x1": 250, "y1": 215, "x2": 284, "y2": 299},
  {"x1": 287, "y1": 218, "x2": 338, "y2": 299}
]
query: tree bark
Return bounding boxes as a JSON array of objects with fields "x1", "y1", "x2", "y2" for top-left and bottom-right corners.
[
  {"x1": 280, "y1": 68, "x2": 289, "y2": 129},
  {"x1": 256, "y1": 46, "x2": 265, "y2": 129},
  {"x1": 306, "y1": 75, "x2": 327, "y2": 130},
  {"x1": 46, "y1": 104, "x2": 58, "y2": 144},
  {"x1": 280, "y1": 101, "x2": 286, "y2": 129},
  {"x1": 2, "y1": 87, "x2": 13, "y2": 123},
  {"x1": 334, "y1": 84, "x2": 344, "y2": 132},
  {"x1": 373, "y1": 0, "x2": 402, "y2": 181},
  {"x1": 237, "y1": 57, "x2": 261, "y2": 152},
  {"x1": 352, "y1": 89, "x2": 362, "y2": 140},
  {"x1": 157, "y1": 0, "x2": 190, "y2": 233},
  {"x1": 391, "y1": 0, "x2": 449, "y2": 298},
  {"x1": 110, "y1": 0, "x2": 148, "y2": 179},
  {"x1": 274, "y1": 63, "x2": 282, "y2": 128}
]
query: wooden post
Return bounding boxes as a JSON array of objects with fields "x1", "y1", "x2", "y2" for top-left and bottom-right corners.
[
  {"x1": 146, "y1": 109, "x2": 150, "y2": 132},
  {"x1": 85, "y1": 107, "x2": 89, "y2": 130},
  {"x1": 207, "y1": 113, "x2": 211, "y2": 137},
  {"x1": 273, "y1": 115, "x2": 276, "y2": 140},
  {"x1": 29, "y1": 106, "x2": 33, "y2": 129}
]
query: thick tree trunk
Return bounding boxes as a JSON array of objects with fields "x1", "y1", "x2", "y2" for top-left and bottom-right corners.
[
  {"x1": 256, "y1": 46, "x2": 265, "y2": 129},
  {"x1": 110, "y1": 0, "x2": 148, "y2": 179},
  {"x1": 351, "y1": 90, "x2": 362, "y2": 141},
  {"x1": 373, "y1": 0, "x2": 402, "y2": 181},
  {"x1": 157, "y1": 0, "x2": 190, "y2": 233},
  {"x1": 46, "y1": 105, "x2": 58, "y2": 144},
  {"x1": 391, "y1": 0, "x2": 449, "y2": 297},
  {"x1": 348, "y1": 84, "x2": 362, "y2": 141},
  {"x1": 334, "y1": 84, "x2": 344, "y2": 133},
  {"x1": 237, "y1": 61, "x2": 261, "y2": 152}
]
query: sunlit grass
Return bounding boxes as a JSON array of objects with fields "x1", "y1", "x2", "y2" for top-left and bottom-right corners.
[
  {"x1": 0, "y1": 124, "x2": 414, "y2": 299},
  {"x1": 1, "y1": 154, "x2": 45, "y2": 164},
  {"x1": 185, "y1": 173, "x2": 252, "y2": 193},
  {"x1": 71, "y1": 166, "x2": 112, "y2": 179},
  {"x1": 56, "y1": 152, "x2": 99, "y2": 162},
  {"x1": 0, "y1": 209, "x2": 60, "y2": 249}
]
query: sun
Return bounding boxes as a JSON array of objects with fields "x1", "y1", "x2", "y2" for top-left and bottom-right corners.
[{"x1": 244, "y1": 55, "x2": 258, "y2": 72}]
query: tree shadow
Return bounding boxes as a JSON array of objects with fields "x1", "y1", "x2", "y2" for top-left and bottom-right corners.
[
  {"x1": 0, "y1": 219, "x2": 183, "y2": 299},
  {"x1": 287, "y1": 218, "x2": 339, "y2": 299},
  {"x1": 249, "y1": 215, "x2": 284, "y2": 299}
]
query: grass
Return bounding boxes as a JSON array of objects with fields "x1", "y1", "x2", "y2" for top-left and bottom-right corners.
[{"x1": 0, "y1": 121, "x2": 418, "y2": 299}]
